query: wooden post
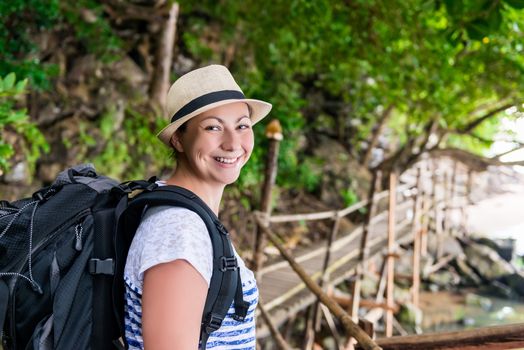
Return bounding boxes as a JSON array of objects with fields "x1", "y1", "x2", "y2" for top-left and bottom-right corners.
[
  {"x1": 420, "y1": 162, "x2": 431, "y2": 257},
  {"x1": 411, "y1": 167, "x2": 422, "y2": 308},
  {"x1": 463, "y1": 169, "x2": 474, "y2": 237},
  {"x1": 255, "y1": 218, "x2": 383, "y2": 350},
  {"x1": 441, "y1": 169, "x2": 449, "y2": 239},
  {"x1": 449, "y1": 161, "x2": 458, "y2": 236},
  {"x1": 432, "y1": 163, "x2": 443, "y2": 258},
  {"x1": 253, "y1": 120, "x2": 283, "y2": 279},
  {"x1": 307, "y1": 214, "x2": 341, "y2": 350},
  {"x1": 466, "y1": 168, "x2": 474, "y2": 205},
  {"x1": 385, "y1": 171, "x2": 397, "y2": 337},
  {"x1": 313, "y1": 215, "x2": 342, "y2": 331},
  {"x1": 360, "y1": 323, "x2": 524, "y2": 350},
  {"x1": 258, "y1": 299, "x2": 293, "y2": 350},
  {"x1": 346, "y1": 171, "x2": 381, "y2": 350},
  {"x1": 351, "y1": 171, "x2": 382, "y2": 319}
]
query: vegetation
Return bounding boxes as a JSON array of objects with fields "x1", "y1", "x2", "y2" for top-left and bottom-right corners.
[
  {"x1": 0, "y1": 73, "x2": 48, "y2": 176},
  {"x1": 1, "y1": 0, "x2": 524, "y2": 194}
]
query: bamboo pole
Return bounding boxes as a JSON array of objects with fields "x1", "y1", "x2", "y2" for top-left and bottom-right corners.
[
  {"x1": 432, "y1": 162, "x2": 443, "y2": 258},
  {"x1": 255, "y1": 217, "x2": 383, "y2": 350},
  {"x1": 321, "y1": 304, "x2": 344, "y2": 350},
  {"x1": 312, "y1": 215, "x2": 342, "y2": 332},
  {"x1": 442, "y1": 169, "x2": 450, "y2": 239},
  {"x1": 253, "y1": 120, "x2": 283, "y2": 278},
  {"x1": 420, "y1": 162, "x2": 431, "y2": 257},
  {"x1": 385, "y1": 171, "x2": 397, "y2": 337},
  {"x1": 449, "y1": 161, "x2": 458, "y2": 236},
  {"x1": 360, "y1": 323, "x2": 524, "y2": 350},
  {"x1": 411, "y1": 167, "x2": 422, "y2": 308},
  {"x1": 346, "y1": 171, "x2": 381, "y2": 350},
  {"x1": 257, "y1": 299, "x2": 293, "y2": 350},
  {"x1": 267, "y1": 183, "x2": 411, "y2": 224},
  {"x1": 350, "y1": 172, "x2": 382, "y2": 312},
  {"x1": 462, "y1": 169, "x2": 474, "y2": 237},
  {"x1": 307, "y1": 214, "x2": 340, "y2": 349}
]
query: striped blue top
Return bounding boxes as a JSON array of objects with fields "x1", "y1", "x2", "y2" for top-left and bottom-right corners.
[{"x1": 123, "y1": 206, "x2": 258, "y2": 349}]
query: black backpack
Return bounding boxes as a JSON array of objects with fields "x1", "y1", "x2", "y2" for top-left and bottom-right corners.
[{"x1": 0, "y1": 164, "x2": 248, "y2": 349}]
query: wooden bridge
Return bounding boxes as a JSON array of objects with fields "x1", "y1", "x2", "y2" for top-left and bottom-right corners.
[{"x1": 251, "y1": 122, "x2": 524, "y2": 350}]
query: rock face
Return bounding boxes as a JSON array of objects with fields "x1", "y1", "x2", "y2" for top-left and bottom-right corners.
[
  {"x1": 463, "y1": 242, "x2": 515, "y2": 280},
  {"x1": 313, "y1": 136, "x2": 372, "y2": 207},
  {"x1": 500, "y1": 272, "x2": 524, "y2": 297},
  {"x1": 453, "y1": 256, "x2": 482, "y2": 286}
]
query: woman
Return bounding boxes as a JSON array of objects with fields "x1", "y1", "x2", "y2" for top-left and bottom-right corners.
[{"x1": 123, "y1": 65, "x2": 272, "y2": 349}]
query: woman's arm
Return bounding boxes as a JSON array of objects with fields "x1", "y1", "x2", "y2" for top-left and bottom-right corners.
[{"x1": 142, "y1": 259, "x2": 208, "y2": 350}]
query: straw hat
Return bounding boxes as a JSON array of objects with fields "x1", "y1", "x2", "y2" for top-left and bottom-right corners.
[{"x1": 157, "y1": 64, "x2": 272, "y2": 146}]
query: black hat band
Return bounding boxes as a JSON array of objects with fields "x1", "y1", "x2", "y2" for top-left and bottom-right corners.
[{"x1": 171, "y1": 90, "x2": 245, "y2": 123}]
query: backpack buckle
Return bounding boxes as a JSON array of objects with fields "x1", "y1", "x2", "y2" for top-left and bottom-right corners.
[
  {"x1": 219, "y1": 256, "x2": 238, "y2": 272},
  {"x1": 88, "y1": 258, "x2": 114, "y2": 275},
  {"x1": 233, "y1": 300, "x2": 250, "y2": 322},
  {"x1": 203, "y1": 313, "x2": 223, "y2": 333}
]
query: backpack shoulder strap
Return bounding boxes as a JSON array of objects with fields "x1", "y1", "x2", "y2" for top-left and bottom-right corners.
[{"x1": 115, "y1": 185, "x2": 245, "y2": 348}]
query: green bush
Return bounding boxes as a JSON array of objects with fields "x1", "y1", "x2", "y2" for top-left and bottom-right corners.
[{"x1": 0, "y1": 73, "x2": 49, "y2": 177}]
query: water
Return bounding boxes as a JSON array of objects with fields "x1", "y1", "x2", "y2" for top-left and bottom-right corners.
[{"x1": 422, "y1": 293, "x2": 524, "y2": 333}]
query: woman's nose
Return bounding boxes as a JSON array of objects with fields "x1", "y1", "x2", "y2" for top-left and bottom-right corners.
[{"x1": 221, "y1": 129, "x2": 241, "y2": 151}]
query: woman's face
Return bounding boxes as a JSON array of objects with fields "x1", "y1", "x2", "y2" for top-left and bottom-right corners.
[{"x1": 173, "y1": 102, "x2": 254, "y2": 187}]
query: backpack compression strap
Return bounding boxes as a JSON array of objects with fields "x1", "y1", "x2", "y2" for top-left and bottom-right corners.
[
  {"x1": 115, "y1": 185, "x2": 247, "y2": 348},
  {"x1": 0, "y1": 280, "x2": 8, "y2": 335}
]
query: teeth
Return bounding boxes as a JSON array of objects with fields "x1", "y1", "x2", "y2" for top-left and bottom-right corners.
[{"x1": 215, "y1": 157, "x2": 238, "y2": 164}]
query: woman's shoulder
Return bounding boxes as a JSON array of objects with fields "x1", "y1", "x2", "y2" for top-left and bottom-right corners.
[{"x1": 141, "y1": 205, "x2": 204, "y2": 224}]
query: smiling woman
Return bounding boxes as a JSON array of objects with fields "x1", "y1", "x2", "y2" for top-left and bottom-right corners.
[{"x1": 123, "y1": 65, "x2": 272, "y2": 350}]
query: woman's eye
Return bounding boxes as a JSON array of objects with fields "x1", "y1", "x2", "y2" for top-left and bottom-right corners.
[
  {"x1": 205, "y1": 125, "x2": 221, "y2": 131},
  {"x1": 238, "y1": 124, "x2": 251, "y2": 130}
]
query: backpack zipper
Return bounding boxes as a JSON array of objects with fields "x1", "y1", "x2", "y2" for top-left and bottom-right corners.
[{"x1": 6, "y1": 208, "x2": 91, "y2": 349}]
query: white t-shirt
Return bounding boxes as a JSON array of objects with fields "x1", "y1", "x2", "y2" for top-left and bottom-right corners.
[{"x1": 124, "y1": 206, "x2": 258, "y2": 350}]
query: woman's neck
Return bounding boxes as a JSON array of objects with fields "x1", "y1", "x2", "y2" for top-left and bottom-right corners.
[{"x1": 165, "y1": 168, "x2": 225, "y2": 216}]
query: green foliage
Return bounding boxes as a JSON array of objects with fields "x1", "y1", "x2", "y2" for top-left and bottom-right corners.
[
  {"x1": 60, "y1": 0, "x2": 122, "y2": 62},
  {"x1": 0, "y1": 0, "x2": 121, "y2": 89},
  {"x1": 340, "y1": 187, "x2": 359, "y2": 207},
  {"x1": 0, "y1": 73, "x2": 49, "y2": 176},
  {"x1": 88, "y1": 106, "x2": 172, "y2": 180},
  {"x1": 174, "y1": 0, "x2": 524, "y2": 187},
  {"x1": 0, "y1": 0, "x2": 60, "y2": 89},
  {"x1": 4, "y1": 0, "x2": 524, "y2": 193}
]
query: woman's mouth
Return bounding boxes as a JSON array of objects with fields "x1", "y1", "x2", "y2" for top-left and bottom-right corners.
[{"x1": 214, "y1": 156, "x2": 240, "y2": 164}]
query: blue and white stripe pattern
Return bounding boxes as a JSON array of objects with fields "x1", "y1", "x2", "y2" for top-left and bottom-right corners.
[
  {"x1": 199, "y1": 275, "x2": 258, "y2": 349},
  {"x1": 124, "y1": 272, "x2": 258, "y2": 350}
]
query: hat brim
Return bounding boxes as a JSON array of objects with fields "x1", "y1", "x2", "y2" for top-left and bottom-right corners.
[{"x1": 157, "y1": 98, "x2": 272, "y2": 147}]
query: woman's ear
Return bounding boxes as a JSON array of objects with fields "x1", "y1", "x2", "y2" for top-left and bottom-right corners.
[{"x1": 170, "y1": 133, "x2": 184, "y2": 153}]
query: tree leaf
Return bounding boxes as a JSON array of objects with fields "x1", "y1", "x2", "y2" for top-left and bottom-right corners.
[
  {"x1": 4, "y1": 73, "x2": 16, "y2": 90},
  {"x1": 443, "y1": 0, "x2": 463, "y2": 18},
  {"x1": 15, "y1": 79, "x2": 27, "y2": 93},
  {"x1": 487, "y1": 5, "x2": 503, "y2": 31},
  {"x1": 465, "y1": 19, "x2": 490, "y2": 40},
  {"x1": 504, "y1": 0, "x2": 524, "y2": 9}
]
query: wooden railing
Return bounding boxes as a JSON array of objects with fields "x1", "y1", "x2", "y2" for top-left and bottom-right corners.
[{"x1": 252, "y1": 121, "x2": 523, "y2": 350}]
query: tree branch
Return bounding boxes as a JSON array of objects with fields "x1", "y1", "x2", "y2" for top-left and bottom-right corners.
[
  {"x1": 492, "y1": 144, "x2": 524, "y2": 159},
  {"x1": 455, "y1": 103, "x2": 515, "y2": 135},
  {"x1": 361, "y1": 104, "x2": 394, "y2": 168},
  {"x1": 150, "y1": 2, "x2": 179, "y2": 110},
  {"x1": 430, "y1": 147, "x2": 524, "y2": 171}
]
